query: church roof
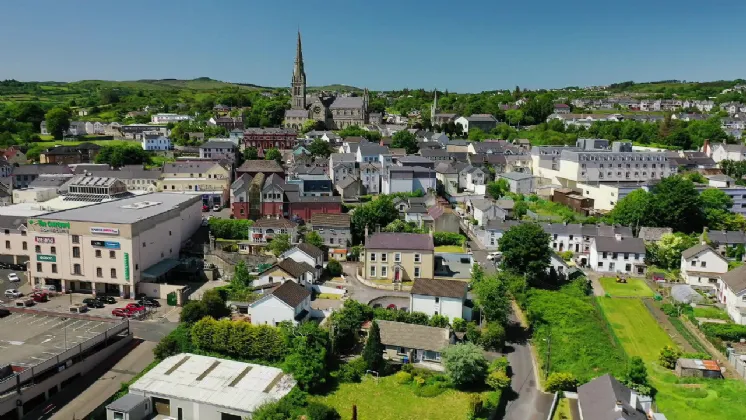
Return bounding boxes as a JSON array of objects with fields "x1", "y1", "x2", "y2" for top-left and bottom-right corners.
[
  {"x1": 329, "y1": 96, "x2": 365, "y2": 109},
  {"x1": 285, "y1": 109, "x2": 308, "y2": 117}
]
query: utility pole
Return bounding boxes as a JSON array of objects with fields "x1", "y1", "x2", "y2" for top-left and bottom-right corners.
[{"x1": 545, "y1": 327, "x2": 552, "y2": 381}]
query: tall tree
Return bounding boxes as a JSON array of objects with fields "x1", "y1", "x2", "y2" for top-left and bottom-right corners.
[
  {"x1": 350, "y1": 195, "x2": 400, "y2": 244},
  {"x1": 304, "y1": 230, "x2": 324, "y2": 248},
  {"x1": 362, "y1": 321, "x2": 385, "y2": 372},
  {"x1": 268, "y1": 233, "x2": 291, "y2": 256},
  {"x1": 44, "y1": 107, "x2": 70, "y2": 139},
  {"x1": 498, "y1": 222, "x2": 551, "y2": 279},
  {"x1": 264, "y1": 147, "x2": 282, "y2": 162},
  {"x1": 473, "y1": 274, "x2": 511, "y2": 323},
  {"x1": 243, "y1": 147, "x2": 259, "y2": 160},
  {"x1": 649, "y1": 176, "x2": 704, "y2": 234},
  {"x1": 391, "y1": 130, "x2": 419, "y2": 154},
  {"x1": 308, "y1": 138, "x2": 333, "y2": 158},
  {"x1": 233, "y1": 261, "x2": 253, "y2": 288},
  {"x1": 608, "y1": 189, "x2": 654, "y2": 228}
]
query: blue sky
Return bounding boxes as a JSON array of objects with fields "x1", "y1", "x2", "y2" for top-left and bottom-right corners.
[{"x1": 2, "y1": 0, "x2": 745, "y2": 92}]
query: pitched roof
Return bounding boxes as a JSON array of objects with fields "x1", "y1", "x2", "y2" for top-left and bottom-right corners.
[
  {"x1": 411, "y1": 278, "x2": 467, "y2": 299},
  {"x1": 269, "y1": 281, "x2": 311, "y2": 307},
  {"x1": 329, "y1": 96, "x2": 364, "y2": 109},
  {"x1": 593, "y1": 237, "x2": 645, "y2": 253},
  {"x1": 237, "y1": 160, "x2": 284, "y2": 173},
  {"x1": 719, "y1": 265, "x2": 746, "y2": 294},
  {"x1": 376, "y1": 320, "x2": 451, "y2": 352},
  {"x1": 276, "y1": 258, "x2": 315, "y2": 278},
  {"x1": 366, "y1": 233, "x2": 434, "y2": 251},
  {"x1": 637, "y1": 227, "x2": 672, "y2": 242},
  {"x1": 310, "y1": 213, "x2": 351, "y2": 228},
  {"x1": 336, "y1": 176, "x2": 359, "y2": 189},
  {"x1": 578, "y1": 374, "x2": 646, "y2": 420},
  {"x1": 295, "y1": 243, "x2": 324, "y2": 261},
  {"x1": 199, "y1": 140, "x2": 236, "y2": 149},
  {"x1": 469, "y1": 198, "x2": 494, "y2": 212},
  {"x1": 163, "y1": 161, "x2": 221, "y2": 173},
  {"x1": 681, "y1": 243, "x2": 715, "y2": 260},
  {"x1": 253, "y1": 218, "x2": 298, "y2": 229},
  {"x1": 13, "y1": 164, "x2": 73, "y2": 176},
  {"x1": 435, "y1": 162, "x2": 458, "y2": 174},
  {"x1": 499, "y1": 172, "x2": 533, "y2": 181}
]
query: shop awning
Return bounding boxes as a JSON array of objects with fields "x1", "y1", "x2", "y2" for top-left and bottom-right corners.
[{"x1": 142, "y1": 258, "x2": 181, "y2": 279}]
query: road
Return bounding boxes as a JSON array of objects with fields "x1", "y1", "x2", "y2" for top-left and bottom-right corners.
[
  {"x1": 339, "y1": 261, "x2": 408, "y2": 303},
  {"x1": 130, "y1": 319, "x2": 178, "y2": 342}
]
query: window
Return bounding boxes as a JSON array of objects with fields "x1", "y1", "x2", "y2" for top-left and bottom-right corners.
[
  {"x1": 370, "y1": 266, "x2": 376, "y2": 277},
  {"x1": 21, "y1": 230, "x2": 26, "y2": 236},
  {"x1": 602, "y1": 252, "x2": 608, "y2": 259},
  {"x1": 625, "y1": 264, "x2": 631, "y2": 272},
  {"x1": 35, "y1": 245, "x2": 41, "y2": 253},
  {"x1": 73, "y1": 264, "x2": 81, "y2": 275},
  {"x1": 72, "y1": 235, "x2": 80, "y2": 244},
  {"x1": 701, "y1": 261, "x2": 707, "y2": 268},
  {"x1": 113, "y1": 412, "x2": 124, "y2": 420},
  {"x1": 73, "y1": 247, "x2": 80, "y2": 258},
  {"x1": 96, "y1": 267, "x2": 103, "y2": 278},
  {"x1": 369, "y1": 253, "x2": 376, "y2": 262},
  {"x1": 414, "y1": 267, "x2": 421, "y2": 278},
  {"x1": 691, "y1": 260, "x2": 696, "y2": 266},
  {"x1": 329, "y1": 237, "x2": 334, "y2": 244},
  {"x1": 624, "y1": 253, "x2": 629, "y2": 260},
  {"x1": 414, "y1": 253, "x2": 421, "y2": 263},
  {"x1": 110, "y1": 250, "x2": 116, "y2": 259},
  {"x1": 22, "y1": 241, "x2": 27, "y2": 250},
  {"x1": 3, "y1": 229, "x2": 7, "y2": 235},
  {"x1": 598, "y1": 261, "x2": 604, "y2": 268},
  {"x1": 394, "y1": 253, "x2": 401, "y2": 263},
  {"x1": 381, "y1": 266, "x2": 388, "y2": 277},
  {"x1": 50, "y1": 246, "x2": 56, "y2": 254},
  {"x1": 397, "y1": 347, "x2": 408, "y2": 355},
  {"x1": 36, "y1": 263, "x2": 42, "y2": 272},
  {"x1": 111, "y1": 268, "x2": 117, "y2": 278},
  {"x1": 381, "y1": 253, "x2": 387, "y2": 262},
  {"x1": 435, "y1": 297, "x2": 440, "y2": 303},
  {"x1": 143, "y1": 242, "x2": 146, "y2": 248},
  {"x1": 95, "y1": 249, "x2": 102, "y2": 258},
  {"x1": 4, "y1": 241, "x2": 8, "y2": 249},
  {"x1": 52, "y1": 264, "x2": 57, "y2": 273}
]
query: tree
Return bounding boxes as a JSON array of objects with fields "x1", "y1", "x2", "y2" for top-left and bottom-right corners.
[
  {"x1": 304, "y1": 230, "x2": 324, "y2": 248},
  {"x1": 486, "y1": 370, "x2": 511, "y2": 390},
  {"x1": 268, "y1": 233, "x2": 291, "y2": 256},
  {"x1": 658, "y1": 345, "x2": 681, "y2": 370},
  {"x1": 362, "y1": 321, "x2": 385, "y2": 373},
  {"x1": 650, "y1": 176, "x2": 705, "y2": 234},
  {"x1": 473, "y1": 274, "x2": 511, "y2": 323},
  {"x1": 233, "y1": 261, "x2": 253, "y2": 288},
  {"x1": 505, "y1": 109, "x2": 524, "y2": 126},
  {"x1": 468, "y1": 128, "x2": 488, "y2": 141},
  {"x1": 479, "y1": 322, "x2": 506, "y2": 351},
  {"x1": 350, "y1": 195, "x2": 400, "y2": 243},
  {"x1": 202, "y1": 289, "x2": 229, "y2": 319},
  {"x1": 486, "y1": 179, "x2": 510, "y2": 200},
  {"x1": 44, "y1": 107, "x2": 70, "y2": 139},
  {"x1": 308, "y1": 138, "x2": 333, "y2": 158},
  {"x1": 701, "y1": 187, "x2": 735, "y2": 228},
  {"x1": 626, "y1": 356, "x2": 650, "y2": 390},
  {"x1": 498, "y1": 223, "x2": 551, "y2": 279},
  {"x1": 180, "y1": 300, "x2": 208, "y2": 324},
  {"x1": 391, "y1": 130, "x2": 418, "y2": 154},
  {"x1": 429, "y1": 314, "x2": 450, "y2": 328},
  {"x1": 545, "y1": 372, "x2": 578, "y2": 392},
  {"x1": 338, "y1": 125, "x2": 366, "y2": 138},
  {"x1": 95, "y1": 144, "x2": 152, "y2": 167},
  {"x1": 646, "y1": 233, "x2": 697, "y2": 270},
  {"x1": 441, "y1": 343, "x2": 488, "y2": 389},
  {"x1": 284, "y1": 323, "x2": 330, "y2": 392},
  {"x1": 265, "y1": 147, "x2": 282, "y2": 162},
  {"x1": 243, "y1": 147, "x2": 259, "y2": 160},
  {"x1": 608, "y1": 189, "x2": 654, "y2": 228},
  {"x1": 153, "y1": 334, "x2": 180, "y2": 360},
  {"x1": 326, "y1": 259, "x2": 342, "y2": 277}
]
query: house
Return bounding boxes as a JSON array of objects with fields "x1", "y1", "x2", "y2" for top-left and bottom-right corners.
[
  {"x1": 151, "y1": 113, "x2": 191, "y2": 124},
  {"x1": 638, "y1": 227, "x2": 672, "y2": 243},
  {"x1": 454, "y1": 114, "x2": 498, "y2": 133},
  {"x1": 499, "y1": 171, "x2": 534, "y2": 194},
  {"x1": 675, "y1": 358, "x2": 723, "y2": 379},
  {"x1": 248, "y1": 218, "x2": 299, "y2": 251},
  {"x1": 199, "y1": 140, "x2": 236, "y2": 164},
  {"x1": 11, "y1": 164, "x2": 73, "y2": 188},
  {"x1": 159, "y1": 161, "x2": 231, "y2": 208},
  {"x1": 578, "y1": 374, "x2": 658, "y2": 420},
  {"x1": 715, "y1": 265, "x2": 746, "y2": 324},
  {"x1": 590, "y1": 235, "x2": 646, "y2": 275},
  {"x1": 242, "y1": 128, "x2": 297, "y2": 154},
  {"x1": 207, "y1": 116, "x2": 244, "y2": 131},
  {"x1": 680, "y1": 244, "x2": 729, "y2": 286},
  {"x1": 410, "y1": 278, "x2": 471, "y2": 321},
  {"x1": 376, "y1": 320, "x2": 454, "y2": 369},
  {"x1": 467, "y1": 198, "x2": 500, "y2": 226},
  {"x1": 434, "y1": 162, "x2": 459, "y2": 195},
  {"x1": 363, "y1": 232, "x2": 434, "y2": 282},
  {"x1": 553, "y1": 103, "x2": 571, "y2": 114},
  {"x1": 280, "y1": 242, "x2": 324, "y2": 279},
  {"x1": 1, "y1": 146, "x2": 27, "y2": 165},
  {"x1": 710, "y1": 143, "x2": 746, "y2": 163},
  {"x1": 285, "y1": 187, "x2": 342, "y2": 222},
  {"x1": 356, "y1": 142, "x2": 390, "y2": 163},
  {"x1": 230, "y1": 173, "x2": 253, "y2": 219},
  {"x1": 549, "y1": 253, "x2": 570, "y2": 277},
  {"x1": 458, "y1": 165, "x2": 486, "y2": 194},
  {"x1": 249, "y1": 281, "x2": 311, "y2": 326},
  {"x1": 310, "y1": 213, "x2": 351, "y2": 260},
  {"x1": 334, "y1": 176, "x2": 362, "y2": 200},
  {"x1": 427, "y1": 204, "x2": 461, "y2": 233},
  {"x1": 236, "y1": 159, "x2": 285, "y2": 180},
  {"x1": 39, "y1": 142, "x2": 101, "y2": 165},
  {"x1": 381, "y1": 165, "x2": 436, "y2": 195},
  {"x1": 141, "y1": 133, "x2": 171, "y2": 151},
  {"x1": 254, "y1": 258, "x2": 315, "y2": 290}
]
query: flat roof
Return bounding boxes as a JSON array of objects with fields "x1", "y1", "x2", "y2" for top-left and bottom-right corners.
[
  {"x1": 38, "y1": 193, "x2": 199, "y2": 224},
  {"x1": 0, "y1": 311, "x2": 121, "y2": 368},
  {"x1": 130, "y1": 353, "x2": 296, "y2": 414}
]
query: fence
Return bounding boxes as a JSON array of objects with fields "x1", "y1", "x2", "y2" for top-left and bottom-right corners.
[
  {"x1": 728, "y1": 349, "x2": 746, "y2": 380},
  {"x1": 546, "y1": 392, "x2": 559, "y2": 420}
]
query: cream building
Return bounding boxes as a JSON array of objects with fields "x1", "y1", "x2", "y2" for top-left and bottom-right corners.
[
  {"x1": 26, "y1": 193, "x2": 201, "y2": 297},
  {"x1": 159, "y1": 161, "x2": 231, "y2": 207},
  {"x1": 362, "y1": 232, "x2": 434, "y2": 282}
]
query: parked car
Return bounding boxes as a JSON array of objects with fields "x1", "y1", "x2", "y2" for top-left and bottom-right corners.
[
  {"x1": 7, "y1": 272, "x2": 20, "y2": 282},
  {"x1": 212, "y1": 204, "x2": 221, "y2": 212},
  {"x1": 486, "y1": 252, "x2": 502, "y2": 261},
  {"x1": 202, "y1": 205, "x2": 209, "y2": 212},
  {"x1": 96, "y1": 295, "x2": 117, "y2": 304},
  {"x1": 125, "y1": 303, "x2": 146, "y2": 312},
  {"x1": 31, "y1": 292, "x2": 49, "y2": 302},
  {"x1": 4, "y1": 289, "x2": 22, "y2": 299},
  {"x1": 138, "y1": 297, "x2": 160, "y2": 307},
  {"x1": 83, "y1": 298, "x2": 104, "y2": 308},
  {"x1": 111, "y1": 308, "x2": 133, "y2": 317}
]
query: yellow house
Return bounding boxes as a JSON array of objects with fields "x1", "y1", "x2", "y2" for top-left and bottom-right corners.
[
  {"x1": 363, "y1": 232, "x2": 434, "y2": 282},
  {"x1": 158, "y1": 161, "x2": 231, "y2": 207}
]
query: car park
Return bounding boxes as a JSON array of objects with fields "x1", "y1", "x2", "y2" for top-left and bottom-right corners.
[
  {"x1": 125, "y1": 303, "x2": 146, "y2": 313},
  {"x1": 96, "y1": 295, "x2": 117, "y2": 304},
  {"x1": 16, "y1": 298, "x2": 34, "y2": 307},
  {"x1": 112, "y1": 308, "x2": 133, "y2": 318},
  {"x1": 83, "y1": 298, "x2": 105, "y2": 308},
  {"x1": 138, "y1": 297, "x2": 160, "y2": 307},
  {"x1": 31, "y1": 292, "x2": 49, "y2": 302},
  {"x1": 7, "y1": 272, "x2": 19, "y2": 282},
  {"x1": 4, "y1": 289, "x2": 22, "y2": 299}
]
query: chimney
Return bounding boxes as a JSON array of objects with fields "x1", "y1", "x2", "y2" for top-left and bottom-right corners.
[
  {"x1": 615, "y1": 400, "x2": 623, "y2": 412},
  {"x1": 630, "y1": 391, "x2": 638, "y2": 410},
  {"x1": 703, "y1": 138, "x2": 710, "y2": 154},
  {"x1": 615, "y1": 233, "x2": 622, "y2": 241},
  {"x1": 365, "y1": 224, "x2": 369, "y2": 239}
]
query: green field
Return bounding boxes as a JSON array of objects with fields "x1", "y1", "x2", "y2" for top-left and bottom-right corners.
[
  {"x1": 32, "y1": 140, "x2": 135, "y2": 149},
  {"x1": 599, "y1": 277, "x2": 655, "y2": 297},
  {"x1": 314, "y1": 376, "x2": 484, "y2": 420},
  {"x1": 434, "y1": 245, "x2": 464, "y2": 253},
  {"x1": 692, "y1": 306, "x2": 730, "y2": 321},
  {"x1": 598, "y1": 296, "x2": 746, "y2": 420}
]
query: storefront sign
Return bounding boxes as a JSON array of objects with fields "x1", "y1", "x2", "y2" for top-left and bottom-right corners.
[
  {"x1": 35, "y1": 236, "x2": 55, "y2": 244},
  {"x1": 37, "y1": 254, "x2": 56, "y2": 262},
  {"x1": 90, "y1": 227, "x2": 119, "y2": 235},
  {"x1": 27, "y1": 220, "x2": 70, "y2": 233},
  {"x1": 91, "y1": 240, "x2": 121, "y2": 249},
  {"x1": 124, "y1": 252, "x2": 130, "y2": 280}
]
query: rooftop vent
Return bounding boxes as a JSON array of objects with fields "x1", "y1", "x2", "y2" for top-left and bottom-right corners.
[{"x1": 121, "y1": 201, "x2": 162, "y2": 209}]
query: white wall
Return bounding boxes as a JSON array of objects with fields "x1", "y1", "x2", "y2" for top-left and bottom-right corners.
[
  {"x1": 590, "y1": 245, "x2": 644, "y2": 275},
  {"x1": 410, "y1": 294, "x2": 464, "y2": 321},
  {"x1": 251, "y1": 297, "x2": 295, "y2": 326},
  {"x1": 681, "y1": 250, "x2": 729, "y2": 286}
]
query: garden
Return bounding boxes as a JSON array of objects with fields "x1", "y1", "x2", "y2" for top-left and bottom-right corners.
[{"x1": 599, "y1": 277, "x2": 655, "y2": 297}]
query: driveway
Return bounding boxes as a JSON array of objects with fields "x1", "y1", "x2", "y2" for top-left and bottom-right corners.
[
  {"x1": 339, "y1": 261, "x2": 408, "y2": 303},
  {"x1": 584, "y1": 270, "x2": 607, "y2": 296}
]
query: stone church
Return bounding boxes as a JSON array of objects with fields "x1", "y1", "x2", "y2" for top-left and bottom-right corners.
[{"x1": 284, "y1": 32, "x2": 370, "y2": 130}]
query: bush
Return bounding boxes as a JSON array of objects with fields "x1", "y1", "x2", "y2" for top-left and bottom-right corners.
[
  {"x1": 452, "y1": 317, "x2": 467, "y2": 332},
  {"x1": 559, "y1": 250, "x2": 574, "y2": 261},
  {"x1": 401, "y1": 363, "x2": 414, "y2": 373},
  {"x1": 442, "y1": 342, "x2": 488, "y2": 389},
  {"x1": 336, "y1": 357, "x2": 367, "y2": 383},
  {"x1": 326, "y1": 259, "x2": 343, "y2": 277},
  {"x1": 545, "y1": 372, "x2": 578, "y2": 393},
  {"x1": 433, "y1": 232, "x2": 466, "y2": 247},
  {"x1": 180, "y1": 300, "x2": 208, "y2": 324},
  {"x1": 486, "y1": 370, "x2": 511, "y2": 390},
  {"x1": 413, "y1": 383, "x2": 447, "y2": 398},
  {"x1": 489, "y1": 356, "x2": 509, "y2": 374},
  {"x1": 658, "y1": 345, "x2": 681, "y2": 370},
  {"x1": 191, "y1": 317, "x2": 287, "y2": 361},
  {"x1": 414, "y1": 376, "x2": 426, "y2": 387},
  {"x1": 465, "y1": 321, "x2": 482, "y2": 343},
  {"x1": 429, "y1": 314, "x2": 450, "y2": 328},
  {"x1": 479, "y1": 322, "x2": 506, "y2": 352},
  {"x1": 661, "y1": 303, "x2": 678, "y2": 317},
  {"x1": 700, "y1": 322, "x2": 746, "y2": 341},
  {"x1": 394, "y1": 371, "x2": 413, "y2": 384}
]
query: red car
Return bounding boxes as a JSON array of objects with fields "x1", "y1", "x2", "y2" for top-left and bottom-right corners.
[
  {"x1": 202, "y1": 205, "x2": 209, "y2": 212},
  {"x1": 31, "y1": 292, "x2": 49, "y2": 302},
  {"x1": 125, "y1": 303, "x2": 146, "y2": 312},
  {"x1": 112, "y1": 308, "x2": 133, "y2": 317}
]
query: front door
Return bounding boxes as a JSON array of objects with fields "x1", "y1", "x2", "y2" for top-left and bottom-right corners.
[
  {"x1": 394, "y1": 267, "x2": 401, "y2": 282},
  {"x1": 152, "y1": 398, "x2": 170, "y2": 415}
]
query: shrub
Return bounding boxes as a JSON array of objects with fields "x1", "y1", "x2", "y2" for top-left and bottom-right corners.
[
  {"x1": 394, "y1": 371, "x2": 413, "y2": 384},
  {"x1": 441, "y1": 342, "x2": 488, "y2": 389},
  {"x1": 429, "y1": 314, "x2": 450, "y2": 328},
  {"x1": 452, "y1": 317, "x2": 467, "y2": 332},
  {"x1": 658, "y1": 345, "x2": 681, "y2": 370},
  {"x1": 486, "y1": 370, "x2": 511, "y2": 390},
  {"x1": 336, "y1": 357, "x2": 367, "y2": 383},
  {"x1": 326, "y1": 259, "x2": 343, "y2": 277},
  {"x1": 700, "y1": 322, "x2": 746, "y2": 341},
  {"x1": 661, "y1": 303, "x2": 678, "y2": 317},
  {"x1": 433, "y1": 232, "x2": 466, "y2": 247},
  {"x1": 414, "y1": 376, "x2": 426, "y2": 387},
  {"x1": 489, "y1": 356, "x2": 509, "y2": 374},
  {"x1": 545, "y1": 372, "x2": 578, "y2": 392},
  {"x1": 465, "y1": 321, "x2": 482, "y2": 343},
  {"x1": 401, "y1": 363, "x2": 414, "y2": 373},
  {"x1": 413, "y1": 383, "x2": 447, "y2": 398},
  {"x1": 559, "y1": 250, "x2": 574, "y2": 261},
  {"x1": 479, "y1": 322, "x2": 506, "y2": 352}
]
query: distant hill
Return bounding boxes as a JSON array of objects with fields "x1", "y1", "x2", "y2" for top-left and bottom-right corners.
[
  {"x1": 308, "y1": 84, "x2": 362, "y2": 93},
  {"x1": 71, "y1": 78, "x2": 276, "y2": 91}
]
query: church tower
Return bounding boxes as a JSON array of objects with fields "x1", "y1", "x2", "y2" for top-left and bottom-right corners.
[
  {"x1": 291, "y1": 31, "x2": 306, "y2": 110},
  {"x1": 431, "y1": 89, "x2": 439, "y2": 117}
]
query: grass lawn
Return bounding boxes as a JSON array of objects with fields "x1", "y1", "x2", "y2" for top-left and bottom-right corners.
[
  {"x1": 314, "y1": 376, "x2": 483, "y2": 420},
  {"x1": 435, "y1": 245, "x2": 464, "y2": 253},
  {"x1": 599, "y1": 277, "x2": 654, "y2": 297},
  {"x1": 692, "y1": 306, "x2": 730, "y2": 321},
  {"x1": 31, "y1": 139, "x2": 134, "y2": 149},
  {"x1": 597, "y1": 297, "x2": 673, "y2": 361}
]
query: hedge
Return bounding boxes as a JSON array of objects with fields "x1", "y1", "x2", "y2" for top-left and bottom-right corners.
[
  {"x1": 191, "y1": 317, "x2": 287, "y2": 361},
  {"x1": 700, "y1": 322, "x2": 746, "y2": 342},
  {"x1": 433, "y1": 232, "x2": 466, "y2": 247}
]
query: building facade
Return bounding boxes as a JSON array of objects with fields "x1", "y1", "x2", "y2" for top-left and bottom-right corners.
[{"x1": 362, "y1": 232, "x2": 434, "y2": 282}]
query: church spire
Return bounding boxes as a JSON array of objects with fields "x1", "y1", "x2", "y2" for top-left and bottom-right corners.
[
  {"x1": 294, "y1": 30, "x2": 305, "y2": 79},
  {"x1": 291, "y1": 30, "x2": 307, "y2": 110}
]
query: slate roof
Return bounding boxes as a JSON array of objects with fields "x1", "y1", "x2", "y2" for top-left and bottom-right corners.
[
  {"x1": 464, "y1": 114, "x2": 497, "y2": 122},
  {"x1": 707, "y1": 230, "x2": 746, "y2": 244},
  {"x1": 681, "y1": 244, "x2": 716, "y2": 260},
  {"x1": 285, "y1": 109, "x2": 308, "y2": 118},
  {"x1": 336, "y1": 176, "x2": 359, "y2": 189},
  {"x1": 296, "y1": 243, "x2": 324, "y2": 261},
  {"x1": 366, "y1": 233, "x2": 434, "y2": 251},
  {"x1": 593, "y1": 237, "x2": 646, "y2": 253},
  {"x1": 13, "y1": 164, "x2": 73, "y2": 176},
  {"x1": 276, "y1": 258, "x2": 315, "y2": 278},
  {"x1": 435, "y1": 162, "x2": 458, "y2": 174},
  {"x1": 637, "y1": 227, "x2": 672, "y2": 242},
  {"x1": 237, "y1": 160, "x2": 284, "y2": 173},
  {"x1": 500, "y1": 172, "x2": 533, "y2": 181},
  {"x1": 720, "y1": 265, "x2": 746, "y2": 294},
  {"x1": 377, "y1": 320, "x2": 451, "y2": 352},
  {"x1": 163, "y1": 161, "x2": 222, "y2": 174},
  {"x1": 0, "y1": 215, "x2": 27, "y2": 230},
  {"x1": 329, "y1": 96, "x2": 365, "y2": 109},
  {"x1": 199, "y1": 140, "x2": 236, "y2": 149},
  {"x1": 106, "y1": 394, "x2": 149, "y2": 413},
  {"x1": 358, "y1": 142, "x2": 390, "y2": 156},
  {"x1": 330, "y1": 153, "x2": 356, "y2": 163},
  {"x1": 253, "y1": 218, "x2": 298, "y2": 229},
  {"x1": 269, "y1": 281, "x2": 311, "y2": 307},
  {"x1": 578, "y1": 374, "x2": 646, "y2": 420},
  {"x1": 230, "y1": 173, "x2": 253, "y2": 191},
  {"x1": 411, "y1": 278, "x2": 467, "y2": 299},
  {"x1": 469, "y1": 199, "x2": 494, "y2": 212},
  {"x1": 310, "y1": 213, "x2": 351, "y2": 228}
]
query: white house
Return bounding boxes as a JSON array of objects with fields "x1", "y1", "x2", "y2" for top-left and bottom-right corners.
[
  {"x1": 590, "y1": 235, "x2": 646, "y2": 275},
  {"x1": 249, "y1": 281, "x2": 311, "y2": 326},
  {"x1": 710, "y1": 143, "x2": 746, "y2": 163},
  {"x1": 253, "y1": 258, "x2": 315, "y2": 290},
  {"x1": 715, "y1": 265, "x2": 746, "y2": 324},
  {"x1": 459, "y1": 165, "x2": 486, "y2": 194},
  {"x1": 359, "y1": 162, "x2": 381, "y2": 194},
  {"x1": 549, "y1": 253, "x2": 570, "y2": 276},
  {"x1": 151, "y1": 113, "x2": 192, "y2": 124},
  {"x1": 467, "y1": 198, "x2": 498, "y2": 226},
  {"x1": 280, "y1": 243, "x2": 325, "y2": 280},
  {"x1": 409, "y1": 278, "x2": 471, "y2": 321},
  {"x1": 680, "y1": 244, "x2": 729, "y2": 286},
  {"x1": 141, "y1": 133, "x2": 172, "y2": 151},
  {"x1": 499, "y1": 171, "x2": 534, "y2": 194}
]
